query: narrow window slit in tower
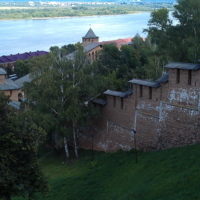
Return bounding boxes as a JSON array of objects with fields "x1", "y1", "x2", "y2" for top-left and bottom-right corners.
[
  {"x1": 176, "y1": 69, "x2": 180, "y2": 84},
  {"x1": 188, "y1": 70, "x2": 192, "y2": 85},
  {"x1": 121, "y1": 97, "x2": 123, "y2": 109},
  {"x1": 113, "y1": 96, "x2": 116, "y2": 107},
  {"x1": 140, "y1": 85, "x2": 143, "y2": 97},
  {"x1": 149, "y1": 87, "x2": 152, "y2": 99}
]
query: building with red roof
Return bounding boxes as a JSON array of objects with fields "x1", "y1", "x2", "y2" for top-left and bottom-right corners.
[
  {"x1": 99, "y1": 37, "x2": 134, "y2": 49},
  {"x1": 99, "y1": 33, "x2": 145, "y2": 49},
  {"x1": 66, "y1": 28, "x2": 145, "y2": 63}
]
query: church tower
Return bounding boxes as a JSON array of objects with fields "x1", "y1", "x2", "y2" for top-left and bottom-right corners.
[{"x1": 82, "y1": 28, "x2": 99, "y2": 46}]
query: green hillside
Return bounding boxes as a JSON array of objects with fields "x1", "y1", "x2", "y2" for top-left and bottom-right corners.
[{"x1": 13, "y1": 144, "x2": 200, "y2": 200}]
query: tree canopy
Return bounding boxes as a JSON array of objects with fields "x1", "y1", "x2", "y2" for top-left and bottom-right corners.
[
  {"x1": 144, "y1": 0, "x2": 200, "y2": 63},
  {"x1": 95, "y1": 38, "x2": 165, "y2": 89},
  {"x1": 24, "y1": 44, "x2": 110, "y2": 162},
  {"x1": 0, "y1": 92, "x2": 48, "y2": 200}
]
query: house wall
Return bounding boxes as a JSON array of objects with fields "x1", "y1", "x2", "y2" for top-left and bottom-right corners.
[
  {"x1": 4, "y1": 89, "x2": 24, "y2": 101},
  {"x1": 79, "y1": 67, "x2": 200, "y2": 152},
  {"x1": 0, "y1": 74, "x2": 6, "y2": 84}
]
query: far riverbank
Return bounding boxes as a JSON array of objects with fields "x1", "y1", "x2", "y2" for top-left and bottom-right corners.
[
  {"x1": 0, "y1": 3, "x2": 174, "y2": 21},
  {"x1": 30, "y1": 11, "x2": 148, "y2": 21},
  {"x1": 0, "y1": 11, "x2": 147, "y2": 21}
]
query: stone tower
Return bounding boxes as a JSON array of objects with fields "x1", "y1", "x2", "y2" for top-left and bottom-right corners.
[{"x1": 82, "y1": 28, "x2": 99, "y2": 46}]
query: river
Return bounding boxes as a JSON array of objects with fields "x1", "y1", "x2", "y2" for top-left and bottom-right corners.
[{"x1": 0, "y1": 12, "x2": 151, "y2": 56}]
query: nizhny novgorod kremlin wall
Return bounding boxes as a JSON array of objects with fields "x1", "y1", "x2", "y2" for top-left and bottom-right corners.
[{"x1": 79, "y1": 62, "x2": 200, "y2": 152}]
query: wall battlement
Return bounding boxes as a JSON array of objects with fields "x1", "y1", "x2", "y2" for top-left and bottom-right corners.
[{"x1": 79, "y1": 62, "x2": 200, "y2": 152}]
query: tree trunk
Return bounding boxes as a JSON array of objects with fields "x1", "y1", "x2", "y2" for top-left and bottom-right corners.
[
  {"x1": 63, "y1": 136, "x2": 70, "y2": 163},
  {"x1": 73, "y1": 121, "x2": 79, "y2": 159}
]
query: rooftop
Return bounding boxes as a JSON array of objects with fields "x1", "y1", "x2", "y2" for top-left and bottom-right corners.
[
  {"x1": 104, "y1": 89, "x2": 133, "y2": 98},
  {"x1": 129, "y1": 78, "x2": 160, "y2": 88},
  {"x1": 83, "y1": 28, "x2": 98, "y2": 39},
  {"x1": 0, "y1": 78, "x2": 19, "y2": 91},
  {"x1": 14, "y1": 73, "x2": 32, "y2": 89},
  {"x1": 92, "y1": 98, "x2": 107, "y2": 105},
  {"x1": 8, "y1": 101, "x2": 21, "y2": 110},
  {"x1": 134, "y1": 33, "x2": 141, "y2": 38},
  {"x1": 84, "y1": 43, "x2": 101, "y2": 53},
  {"x1": 0, "y1": 72, "x2": 32, "y2": 91},
  {"x1": 0, "y1": 51, "x2": 49, "y2": 64},
  {"x1": 65, "y1": 43, "x2": 101, "y2": 60},
  {"x1": 65, "y1": 52, "x2": 75, "y2": 60},
  {"x1": 164, "y1": 62, "x2": 200, "y2": 70},
  {"x1": 0, "y1": 68, "x2": 7, "y2": 75},
  {"x1": 99, "y1": 37, "x2": 133, "y2": 46},
  {"x1": 156, "y1": 73, "x2": 169, "y2": 83}
]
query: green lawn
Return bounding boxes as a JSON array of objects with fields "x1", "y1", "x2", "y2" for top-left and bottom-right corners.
[{"x1": 14, "y1": 144, "x2": 200, "y2": 200}]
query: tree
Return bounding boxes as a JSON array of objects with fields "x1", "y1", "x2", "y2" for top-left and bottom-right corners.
[
  {"x1": 96, "y1": 43, "x2": 138, "y2": 90},
  {"x1": 144, "y1": 0, "x2": 200, "y2": 63},
  {"x1": 5, "y1": 63, "x2": 13, "y2": 76},
  {"x1": 61, "y1": 44, "x2": 76, "y2": 54},
  {"x1": 143, "y1": 8, "x2": 172, "y2": 51},
  {"x1": 14, "y1": 59, "x2": 30, "y2": 77},
  {"x1": 95, "y1": 41, "x2": 159, "y2": 89},
  {"x1": 0, "y1": 92, "x2": 48, "y2": 200},
  {"x1": 49, "y1": 46, "x2": 67, "y2": 57},
  {"x1": 171, "y1": 0, "x2": 200, "y2": 62},
  {"x1": 145, "y1": 54, "x2": 167, "y2": 80},
  {"x1": 97, "y1": 43, "x2": 121, "y2": 75},
  {"x1": 120, "y1": 44, "x2": 141, "y2": 71},
  {"x1": 24, "y1": 44, "x2": 108, "y2": 162}
]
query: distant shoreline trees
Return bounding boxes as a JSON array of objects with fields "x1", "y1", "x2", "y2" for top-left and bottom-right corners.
[{"x1": 0, "y1": 3, "x2": 174, "y2": 20}]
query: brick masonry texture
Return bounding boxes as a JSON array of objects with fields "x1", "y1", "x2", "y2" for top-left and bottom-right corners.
[{"x1": 79, "y1": 64, "x2": 200, "y2": 152}]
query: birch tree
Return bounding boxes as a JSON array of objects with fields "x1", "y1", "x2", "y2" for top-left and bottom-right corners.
[{"x1": 24, "y1": 44, "x2": 107, "y2": 162}]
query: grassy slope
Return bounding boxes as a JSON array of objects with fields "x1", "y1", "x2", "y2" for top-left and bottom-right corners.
[{"x1": 15, "y1": 144, "x2": 200, "y2": 200}]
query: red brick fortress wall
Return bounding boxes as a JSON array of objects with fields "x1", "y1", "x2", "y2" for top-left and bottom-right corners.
[{"x1": 79, "y1": 64, "x2": 200, "y2": 152}]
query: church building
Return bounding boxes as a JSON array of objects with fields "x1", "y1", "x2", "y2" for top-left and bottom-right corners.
[
  {"x1": 66, "y1": 28, "x2": 135, "y2": 63},
  {"x1": 82, "y1": 28, "x2": 102, "y2": 63}
]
